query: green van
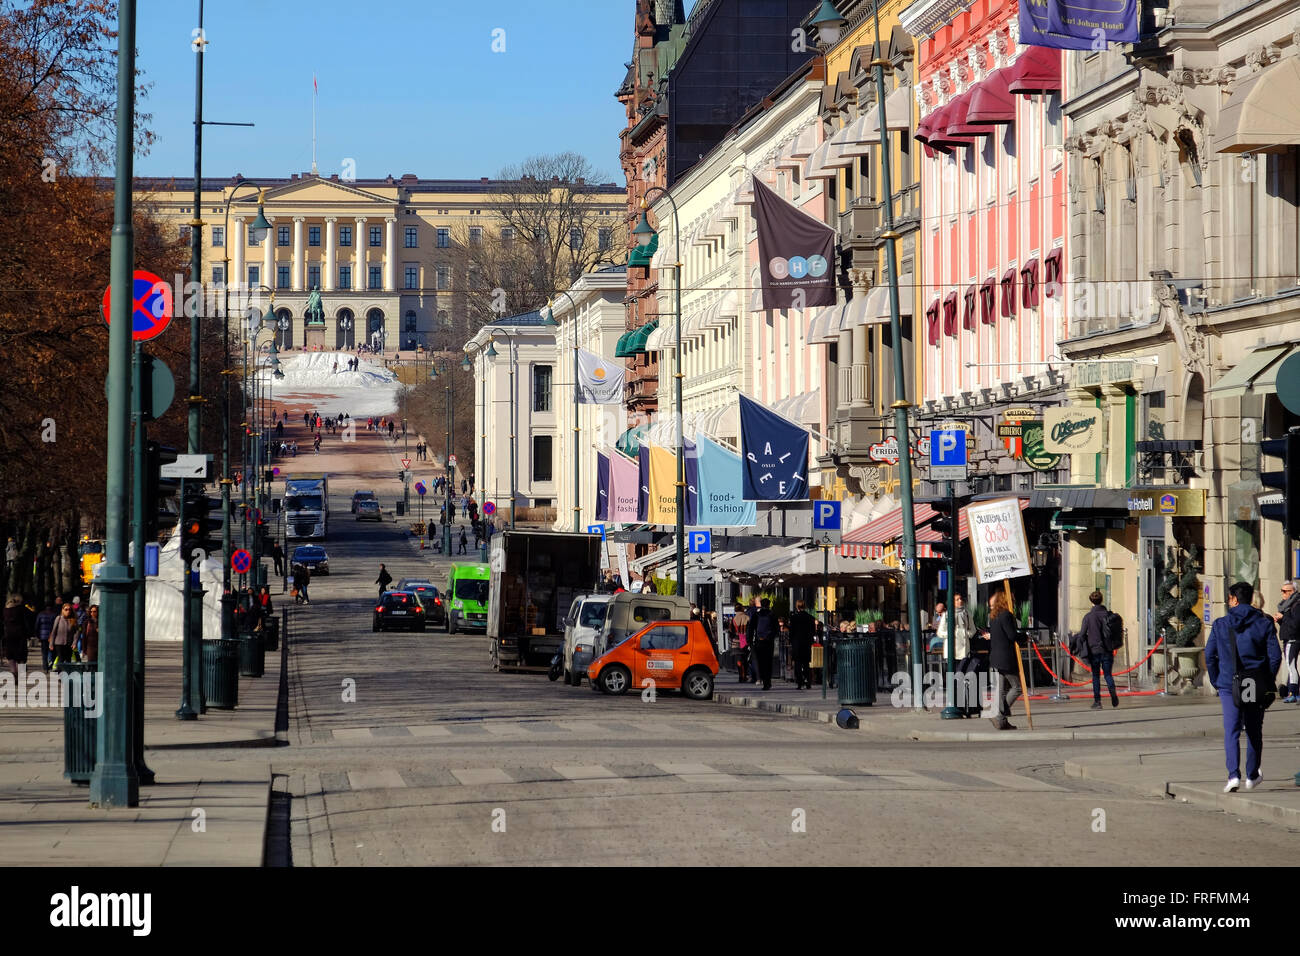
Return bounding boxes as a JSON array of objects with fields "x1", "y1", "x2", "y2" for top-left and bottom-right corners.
[{"x1": 446, "y1": 562, "x2": 491, "y2": 634}]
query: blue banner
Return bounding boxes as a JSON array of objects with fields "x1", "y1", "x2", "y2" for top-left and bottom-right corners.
[
  {"x1": 695, "y1": 435, "x2": 757, "y2": 527},
  {"x1": 637, "y1": 444, "x2": 650, "y2": 523},
  {"x1": 1019, "y1": 0, "x2": 1136, "y2": 50},
  {"x1": 739, "y1": 394, "x2": 809, "y2": 501},
  {"x1": 595, "y1": 452, "x2": 609, "y2": 521}
]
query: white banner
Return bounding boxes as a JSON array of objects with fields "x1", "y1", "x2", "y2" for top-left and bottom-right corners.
[
  {"x1": 576, "y1": 348, "x2": 625, "y2": 405},
  {"x1": 963, "y1": 497, "x2": 1032, "y2": 584}
]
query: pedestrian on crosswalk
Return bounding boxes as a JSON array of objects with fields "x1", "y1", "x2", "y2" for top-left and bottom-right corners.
[
  {"x1": 375, "y1": 564, "x2": 393, "y2": 600},
  {"x1": 458, "y1": 528, "x2": 468, "y2": 555}
]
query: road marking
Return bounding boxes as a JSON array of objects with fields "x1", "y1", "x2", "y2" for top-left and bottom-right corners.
[
  {"x1": 450, "y1": 768, "x2": 513, "y2": 786},
  {"x1": 332, "y1": 728, "x2": 374, "y2": 741},
  {"x1": 482, "y1": 722, "x2": 531, "y2": 737},
  {"x1": 552, "y1": 720, "x2": 606, "y2": 735},
  {"x1": 553, "y1": 764, "x2": 619, "y2": 780},
  {"x1": 346, "y1": 769, "x2": 406, "y2": 791},
  {"x1": 964, "y1": 771, "x2": 1067, "y2": 792},
  {"x1": 627, "y1": 721, "x2": 679, "y2": 737},
  {"x1": 757, "y1": 764, "x2": 841, "y2": 786},
  {"x1": 858, "y1": 768, "x2": 960, "y2": 789},
  {"x1": 655, "y1": 762, "x2": 737, "y2": 785},
  {"x1": 406, "y1": 725, "x2": 453, "y2": 738}
]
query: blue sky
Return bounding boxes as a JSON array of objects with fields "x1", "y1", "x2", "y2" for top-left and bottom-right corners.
[{"x1": 134, "y1": 0, "x2": 700, "y2": 183}]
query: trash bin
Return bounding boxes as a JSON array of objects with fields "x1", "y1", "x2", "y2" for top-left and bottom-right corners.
[
  {"x1": 262, "y1": 617, "x2": 279, "y2": 652},
  {"x1": 202, "y1": 638, "x2": 240, "y2": 709},
  {"x1": 61, "y1": 661, "x2": 97, "y2": 784},
  {"x1": 836, "y1": 634, "x2": 876, "y2": 707},
  {"x1": 238, "y1": 630, "x2": 265, "y2": 678}
]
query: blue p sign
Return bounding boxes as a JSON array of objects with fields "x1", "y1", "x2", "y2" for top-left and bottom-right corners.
[
  {"x1": 930, "y1": 429, "x2": 967, "y2": 466},
  {"x1": 689, "y1": 530, "x2": 711, "y2": 554},
  {"x1": 813, "y1": 500, "x2": 841, "y2": 530},
  {"x1": 587, "y1": 524, "x2": 606, "y2": 541}
]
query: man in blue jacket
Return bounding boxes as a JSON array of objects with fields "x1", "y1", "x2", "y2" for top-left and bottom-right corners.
[{"x1": 1205, "y1": 581, "x2": 1283, "y2": 793}]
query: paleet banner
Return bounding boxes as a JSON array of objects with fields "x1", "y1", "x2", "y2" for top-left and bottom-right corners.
[
  {"x1": 1019, "y1": 0, "x2": 1137, "y2": 50},
  {"x1": 739, "y1": 394, "x2": 810, "y2": 501},
  {"x1": 576, "y1": 348, "x2": 625, "y2": 405},
  {"x1": 752, "y1": 179, "x2": 836, "y2": 311},
  {"x1": 595, "y1": 452, "x2": 610, "y2": 521}
]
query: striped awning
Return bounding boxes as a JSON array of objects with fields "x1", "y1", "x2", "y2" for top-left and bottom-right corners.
[{"x1": 841, "y1": 498, "x2": 1031, "y2": 555}]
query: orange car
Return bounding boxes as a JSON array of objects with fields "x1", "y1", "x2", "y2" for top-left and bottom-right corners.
[{"x1": 587, "y1": 619, "x2": 718, "y2": 700}]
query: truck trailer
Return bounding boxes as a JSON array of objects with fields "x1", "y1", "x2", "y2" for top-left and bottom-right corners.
[{"x1": 283, "y1": 474, "x2": 329, "y2": 539}]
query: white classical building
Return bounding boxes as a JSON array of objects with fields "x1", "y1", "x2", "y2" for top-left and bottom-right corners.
[
  {"x1": 545, "y1": 266, "x2": 633, "y2": 533},
  {"x1": 464, "y1": 312, "x2": 558, "y2": 521}
]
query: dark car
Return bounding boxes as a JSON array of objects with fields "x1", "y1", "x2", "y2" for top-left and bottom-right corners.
[
  {"x1": 373, "y1": 591, "x2": 427, "y2": 632},
  {"x1": 351, "y1": 489, "x2": 378, "y2": 514},
  {"x1": 291, "y1": 545, "x2": 329, "y2": 575},
  {"x1": 355, "y1": 499, "x2": 382, "y2": 521},
  {"x1": 395, "y1": 578, "x2": 445, "y2": 625}
]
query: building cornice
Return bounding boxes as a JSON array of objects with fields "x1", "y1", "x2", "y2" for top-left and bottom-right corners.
[{"x1": 898, "y1": 0, "x2": 974, "y2": 42}]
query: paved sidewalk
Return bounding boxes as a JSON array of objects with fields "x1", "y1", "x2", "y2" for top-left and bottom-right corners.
[{"x1": 0, "y1": 641, "x2": 279, "y2": 865}]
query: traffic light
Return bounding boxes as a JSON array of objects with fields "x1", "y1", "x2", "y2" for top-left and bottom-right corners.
[
  {"x1": 145, "y1": 442, "x2": 180, "y2": 541},
  {"x1": 1261, "y1": 429, "x2": 1300, "y2": 539},
  {"x1": 181, "y1": 493, "x2": 223, "y2": 566},
  {"x1": 930, "y1": 495, "x2": 958, "y2": 563}
]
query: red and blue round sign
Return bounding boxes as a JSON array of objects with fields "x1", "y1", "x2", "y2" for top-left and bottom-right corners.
[
  {"x1": 415, "y1": 482, "x2": 426, "y2": 496},
  {"x1": 101, "y1": 269, "x2": 174, "y2": 341},
  {"x1": 482, "y1": 501, "x2": 496, "y2": 516},
  {"x1": 231, "y1": 549, "x2": 252, "y2": 574}
]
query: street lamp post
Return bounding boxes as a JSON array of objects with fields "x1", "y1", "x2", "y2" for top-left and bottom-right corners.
[
  {"x1": 546, "y1": 289, "x2": 581, "y2": 532},
  {"x1": 634, "y1": 190, "x2": 684, "y2": 596},
  {"x1": 812, "y1": 0, "x2": 926, "y2": 707}
]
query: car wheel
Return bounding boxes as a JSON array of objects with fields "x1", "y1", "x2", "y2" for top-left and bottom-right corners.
[
  {"x1": 372, "y1": 620, "x2": 380, "y2": 632},
  {"x1": 599, "y1": 665, "x2": 631, "y2": 696},
  {"x1": 448, "y1": 615, "x2": 458, "y2": 635},
  {"x1": 683, "y1": 668, "x2": 714, "y2": 701}
]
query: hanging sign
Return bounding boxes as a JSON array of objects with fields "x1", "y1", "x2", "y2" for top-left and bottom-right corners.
[{"x1": 1044, "y1": 406, "x2": 1103, "y2": 454}]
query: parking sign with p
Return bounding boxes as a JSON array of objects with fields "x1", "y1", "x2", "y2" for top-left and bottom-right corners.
[
  {"x1": 688, "y1": 530, "x2": 711, "y2": 565},
  {"x1": 812, "y1": 500, "x2": 841, "y2": 547},
  {"x1": 930, "y1": 429, "x2": 968, "y2": 481}
]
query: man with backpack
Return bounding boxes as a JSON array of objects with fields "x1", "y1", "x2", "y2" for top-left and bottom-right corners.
[
  {"x1": 1077, "y1": 589, "x2": 1122, "y2": 709},
  {"x1": 1206, "y1": 581, "x2": 1282, "y2": 793}
]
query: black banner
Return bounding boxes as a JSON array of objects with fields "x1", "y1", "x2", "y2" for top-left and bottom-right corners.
[{"x1": 752, "y1": 178, "x2": 836, "y2": 311}]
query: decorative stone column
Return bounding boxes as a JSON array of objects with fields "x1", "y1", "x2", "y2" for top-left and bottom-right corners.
[
  {"x1": 292, "y1": 217, "x2": 305, "y2": 292},
  {"x1": 355, "y1": 218, "x2": 367, "y2": 290},
  {"x1": 263, "y1": 218, "x2": 275, "y2": 292},
  {"x1": 384, "y1": 216, "x2": 397, "y2": 292},
  {"x1": 231, "y1": 218, "x2": 245, "y2": 290},
  {"x1": 323, "y1": 217, "x2": 337, "y2": 292}
]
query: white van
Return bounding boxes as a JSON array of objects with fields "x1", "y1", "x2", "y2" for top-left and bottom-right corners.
[{"x1": 561, "y1": 594, "x2": 613, "y2": 686}]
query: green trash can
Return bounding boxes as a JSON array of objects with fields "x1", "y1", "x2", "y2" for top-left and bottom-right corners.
[
  {"x1": 238, "y1": 630, "x2": 265, "y2": 678},
  {"x1": 262, "y1": 617, "x2": 279, "y2": 652},
  {"x1": 61, "y1": 661, "x2": 97, "y2": 784},
  {"x1": 836, "y1": 634, "x2": 876, "y2": 707},
  {"x1": 202, "y1": 638, "x2": 240, "y2": 709}
]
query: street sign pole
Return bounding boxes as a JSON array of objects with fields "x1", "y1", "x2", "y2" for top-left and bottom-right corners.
[
  {"x1": 90, "y1": 0, "x2": 140, "y2": 807},
  {"x1": 131, "y1": 344, "x2": 155, "y2": 783},
  {"x1": 940, "y1": 481, "x2": 960, "y2": 720},
  {"x1": 822, "y1": 543, "x2": 829, "y2": 701}
]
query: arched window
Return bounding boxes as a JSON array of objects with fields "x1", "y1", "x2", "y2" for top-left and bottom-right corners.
[
  {"x1": 367, "y1": 308, "x2": 385, "y2": 350},
  {"x1": 336, "y1": 308, "x2": 355, "y2": 349}
]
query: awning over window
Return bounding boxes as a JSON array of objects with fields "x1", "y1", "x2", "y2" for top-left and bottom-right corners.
[
  {"x1": 614, "y1": 328, "x2": 635, "y2": 357},
  {"x1": 806, "y1": 304, "x2": 840, "y2": 344},
  {"x1": 925, "y1": 298, "x2": 941, "y2": 346},
  {"x1": 694, "y1": 401, "x2": 739, "y2": 442},
  {"x1": 1000, "y1": 267, "x2": 1017, "y2": 318},
  {"x1": 616, "y1": 424, "x2": 648, "y2": 457},
  {"x1": 1027, "y1": 487, "x2": 1130, "y2": 512},
  {"x1": 944, "y1": 92, "x2": 993, "y2": 139},
  {"x1": 748, "y1": 267, "x2": 764, "y2": 313},
  {"x1": 804, "y1": 138, "x2": 847, "y2": 180},
  {"x1": 771, "y1": 390, "x2": 821, "y2": 427},
  {"x1": 1043, "y1": 248, "x2": 1064, "y2": 298},
  {"x1": 966, "y1": 68, "x2": 1015, "y2": 125},
  {"x1": 962, "y1": 284, "x2": 978, "y2": 331},
  {"x1": 858, "y1": 85, "x2": 913, "y2": 138},
  {"x1": 1212, "y1": 58, "x2": 1300, "y2": 154},
  {"x1": 942, "y1": 291, "x2": 959, "y2": 337},
  {"x1": 645, "y1": 318, "x2": 675, "y2": 352},
  {"x1": 980, "y1": 276, "x2": 997, "y2": 324},
  {"x1": 628, "y1": 233, "x2": 658, "y2": 270},
  {"x1": 618, "y1": 318, "x2": 658, "y2": 357},
  {"x1": 1020, "y1": 258, "x2": 1040, "y2": 309},
  {"x1": 1208, "y1": 344, "x2": 1296, "y2": 400},
  {"x1": 1007, "y1": 46, "x2": 1061, "y2": 95}
]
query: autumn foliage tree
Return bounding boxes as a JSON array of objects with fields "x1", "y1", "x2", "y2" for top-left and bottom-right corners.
[{"x1": 0, "y1": 1, "x2": 229, "y2": 606}]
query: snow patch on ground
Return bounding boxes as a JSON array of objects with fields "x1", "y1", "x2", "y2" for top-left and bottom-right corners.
[{"x1": 262, "y1": 351, "x2": 402, "y2": 417}]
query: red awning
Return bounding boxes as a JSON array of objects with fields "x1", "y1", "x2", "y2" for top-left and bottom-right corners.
[
  {"x1": 926, "y1": 298, "x2": 941, "y2": 346},
  {"x1": 979, "y1": 276, "x2": 997, "y2": 325},
  {"x1": 1043, "y1": 248, "x2": 1064, "y2": 298},
  {"x1": 943, "y1": 91, "x2": 993, "y2": 139},
  {"x1": 923, "y1": 102, "x2": 977, "y2": 151},
  {"x1": 1020, "y1": 258, "x2": 1040, "y2": 309},
  {"x1": 967, "y1": 68, "x2": 1016, "y2": 125},
  {"x1": 962, "y1": 284, "x2": 977, "y2": 331},
  {"x1": 942, "y1": 291, "x2": 959, "y2": 337},
  {"x1": 915, "y1": 109, "x2": 943, "y2": 145},
  {"x1": 1007, "y1": 46, "x2": 1061, "y2": 95},
  {"x1": 840, "y1": 499, "x2": 1031, "y2": 555},
  {"x1": 1000, "y1": 267, "x2": 1017, "y2": 318}
]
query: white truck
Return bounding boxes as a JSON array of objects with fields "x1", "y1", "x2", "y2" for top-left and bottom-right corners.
[{"x1": 284, "y1": 474, "x2": 329, "y2": 539}]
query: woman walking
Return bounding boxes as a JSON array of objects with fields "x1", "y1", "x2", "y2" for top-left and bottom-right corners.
[
  {"x1": 731, "y1": 605, "x2": 750, "y2": 683},
  {"x1": 987, "y1": 591, "x2": 1024, "y2": 730}
]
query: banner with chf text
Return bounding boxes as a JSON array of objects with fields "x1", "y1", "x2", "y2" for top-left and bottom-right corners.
[
  {"x1": 576, "y1": 348, "x2": 626, "y2": 404},
  {"x1": 608, "y1": 450, "x2": 639, "y2": 523},
  {"x1": 647, "y1": 444, "x2": 679, "y2": 525},
  {"x1": 739, "y1": 394, "x2": 810, "y2": 501},
  {"x1": 695, "y1": 434, "x2": 757, "y2": 527},
  {"x1": 752, "y1": 178, "x2": 836, "y2": 311},
  {"x1": 1019, "y1": 0, "x2": 1136, "y2": 50},
  {"x1": 595, "y1": 451, "x2": 609, "y2": 521}
]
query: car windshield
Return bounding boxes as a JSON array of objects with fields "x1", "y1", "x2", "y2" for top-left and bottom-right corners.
[
  {"x1": 286, "y1": 494, "x2": 323, "y2": 511},
  {"x1": 382, "y1": 593, "x2": 415, "y2": 607},
  {"x1": 294, "y1": 549, "x2": 324, "y2": 559},
  {"x1": 355, "y1": 491, "x2": 376, "y2": 500},
  {"x1": 455, "y1": 579, "x2": 489, "y2": 604},
  {"x1": 579, "y1": 601, "x2": 607, "y2": 628}
]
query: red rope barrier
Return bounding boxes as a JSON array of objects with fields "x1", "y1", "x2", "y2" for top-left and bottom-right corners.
[{"x1": 1030, "y1": 636, "x2": 1165, "y2": 687}]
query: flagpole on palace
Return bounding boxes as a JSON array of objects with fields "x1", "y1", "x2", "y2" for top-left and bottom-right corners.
[
  {"x1": 311, "y1": 73, "x2": 318, "y2": 176},
  {"x1": 634, "y1": 188, "x2": 685, "y2": 596}
]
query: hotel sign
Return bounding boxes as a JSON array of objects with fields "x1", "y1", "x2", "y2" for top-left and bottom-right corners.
[
  {"x1": 1126, "y1": 488, "x2": 1206, "y2": 517},
  {"x1": 1044, "y1": 406, "x2": 1103, "y2": 454},
  {"x1": 1073, "y1": 360, "x2": 1136, "y2": 388}
]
